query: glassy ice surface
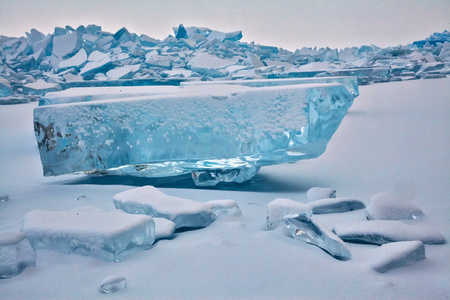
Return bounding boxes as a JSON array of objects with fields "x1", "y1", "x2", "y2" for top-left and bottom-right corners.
[
  {"x1": 365, "y1": 192, "x2": 425, "y2": 220},
  {"x1": 21, "y1": 210, "x2": 155, "y2": 261},
  {"x1": 369, "y1": 241, "x2": 425, "y2": 273},
  {"x1": 205, "y1": 200, "x2": 242, "y2": 217},
  {"x1": 309, "y1": 197, "x2": 365, "y2": 214},
  {"x1": 0, "y1": 231, "x2": 36, "y2": 279},
  {"x1": 283, "y1": 215, "x2": 351, "y2": 260},
  {"x1": 34, "y1": 82, "x2": 354, "y2": 185},
  {"x1": 113, "y1": 186, "x2": 216, "y2": 229},
  {"x1": 99, "y1": 275, "x2": 127, "y2": 294},
  {"x1": 333, "y1": 220, "x2": 446, "y2": 245},
  {"x1": 266, "y1": 198, "x2": 312, "y2": 229}
]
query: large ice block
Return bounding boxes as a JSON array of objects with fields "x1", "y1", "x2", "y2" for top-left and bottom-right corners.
[
  {"x1": 21, "y1": 210, "x2": 155, "y2": 261},
  {"x1": 34, "y1": 82, "x2": 355, "y2": 185}
]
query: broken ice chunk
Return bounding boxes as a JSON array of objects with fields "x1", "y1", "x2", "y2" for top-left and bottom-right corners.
[
  {"x1": 369, "y1": 241, "x2": 425, "y2": 273},
  {"x1": 205, "y1": 200, "x2": 242, "y2": 217},
  {"x1": 309, "y1": 197, "x2": 365, "y2": 214},
  {"x1": 283, "y1": 215, "x2": 351, "y2": 260},
  {"x1": 79, "y1": 50, "x2": 112, "y2": 79},
  {"x1": 333, "y1": 220, "x2": 446, "y2": 245},
  {"x1": 0, "y1": 231, "x2": 36, "y2": 279},
  {"x1": 0, "y1": 77, "x2": 12, "y2": 97},
  {"x1": 365, "y1": 192, "x2": 425, "y2": 220},
  {"x1": 21, "y1": 210, "x2": 155, "y2": 261},
  {"x1": 113, "y1": 186, "x2": 215, "y2": 229},
  {"x1": 0, "y1": 194, "x2": 9, "y2": 202},
  {"x1": 306, "y1": 187, "x2": 336, "y2": 202},
  {"x1": 266, "y1": 198, "x2": 312, "y2": 229},
  {"x1": 99, "y1": 275, "x2": 127, "y2": 294},
  {"x1": 154, "y1": 218, "x2": 176, "y2": 240},
  {"x1": 58, "y1": 48, "x2": 87, "y2": 70},
  {"x1": 22, "y1": 80, "x2": 61, "y2": 96}
]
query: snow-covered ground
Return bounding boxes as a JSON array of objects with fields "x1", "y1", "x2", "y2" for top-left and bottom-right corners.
[{"x1": 0, "y1": 78, "x2": 449, "y2": 299}]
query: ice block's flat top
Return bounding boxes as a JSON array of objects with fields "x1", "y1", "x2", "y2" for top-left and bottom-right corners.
[
  {"x1": 22, "y1": 210, "x2": 153, "y2": 235},
  {"x1": 41, "y1": 82, "x2": 343, "y2": 107}
]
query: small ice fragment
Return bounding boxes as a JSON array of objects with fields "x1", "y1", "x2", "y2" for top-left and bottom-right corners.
[
  {"x1": 205, "y1": 200, "x2": 242, "y2": 217},
  {"x1": 365, "y1": 192, "x2": 425, "y2": 220},
  {"x1": 309, "y1": 197, "x2": 365, "y2": 214},
  {"x1": 99, "y1": 275, "x2": 127, "y2": 294},
  {"x1": 0, "y1": 231, "x2": 36, "y2": 279},
  {"x1": 283, "y1": 215, "x2": 351, "y2": 260},
  {"x1": 369, "y1": 241, "x2": 425, "y2": 273},
  {"x1": 0, "y1": 194, "x2": 9, "y2": 202},
  {"x1": 154, "y1": 218, "x2": 176, "y2": 240},
  {"x1": 113, "y1": 186, "x2": 215, "y2": 229},
  {"x1": 267, "y1": 198, "x2": 312, "y2": 229},
  {"x1": 306, "y1": 187, "x2": 336, "y2": 202},
  {"x1": 333, "y1": 220, "x2": 446, "y2": 245},
  {"x1": 76, "y1": 195, "x2": 87, "y2": 201}
]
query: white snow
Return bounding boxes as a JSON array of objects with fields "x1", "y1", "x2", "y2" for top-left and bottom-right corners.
[
  {"x1": 365, "y1": 192, "x2": 425, "y2": 220},
  {"x1": 369, "y1": 241, "x2": 425, "y2": 273},
  {"x1": 0, "y1": 78, "x2": 449, "y2": 299},
  {"x1": 153, "y1": 218, "x2": 176, "y2": 240}
]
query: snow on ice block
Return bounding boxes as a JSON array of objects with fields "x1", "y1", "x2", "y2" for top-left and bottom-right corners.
[
  {"x1": 22, "y1": 80, "x2": 62, "y2": 96},
  {"x1": 181, "y1": 76, "x2": 359, "y2": 97},
  {"x1": 154, "y1": 218, "x2": 176, "y2": 240},
  {"x1": 0, "y1": 231, "x2": 36, "y2": 279},
  {"x1": 369, "y1": 241, "x2": 425, "y2": 273},
  {"x1": 113, "y1": 186, "x2": 216, "y2": 229},
  {"x1": 266, "y1": 198, "x2": 312, "y2": 229},
  {"x1": 34, "y1": 82, "x2": 355, "y2": 186},
  {"x1": 333, "y1": 220, "x2": 446, "y2": 245},
  {"x1": 306, "y1": 187, "x2": 336, "y2": 202},
  {"x1": 365, "y1": 192, "x2": 425, "y2": 220},
  {"x1": 309, "y1": 197, "x2": 365, "y2": 214},
  {"x1": 284, "y1": 215, "x2": 351, "y2": 260},
  {"x1": 21, "y1": 210, "x2": 155, "y2": 261}
]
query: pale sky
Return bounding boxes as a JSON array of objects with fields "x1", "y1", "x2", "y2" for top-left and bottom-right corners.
[{"x1": 1, "y1": 0, "x2": 449, "y2": 50}]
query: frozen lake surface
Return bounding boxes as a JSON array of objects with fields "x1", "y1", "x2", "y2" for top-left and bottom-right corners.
[{"x1": 0, "y1": 78, "x2": 449, "y2": 299}]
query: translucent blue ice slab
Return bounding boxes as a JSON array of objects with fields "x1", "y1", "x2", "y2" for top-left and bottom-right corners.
[{"x1": 34, "y1": 81, "x2": 355, "y2": 186}]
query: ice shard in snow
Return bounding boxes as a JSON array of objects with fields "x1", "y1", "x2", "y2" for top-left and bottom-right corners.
[{"x1": 34, "y1": 79, "x2": 356, "y2": 186}]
